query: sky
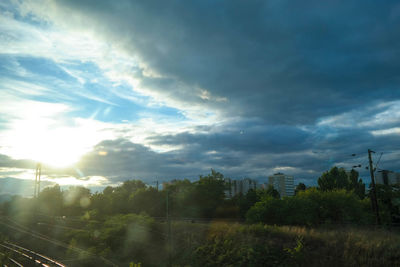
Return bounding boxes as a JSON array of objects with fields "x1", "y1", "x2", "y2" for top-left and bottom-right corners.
[{"x1": 1, "y1": 0, "x2": 400, "y2": 195}]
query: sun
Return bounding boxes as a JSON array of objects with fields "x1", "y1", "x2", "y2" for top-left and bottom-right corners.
[
  {"x1": 15, "y1": 126, "x2": 89, "y2": 168},
  {"x1": 31, "y1": 134, "x2": 86, "y2": 167},
  {"x1": 2, "y1": 117, "x2": 106, "y2": 168}
]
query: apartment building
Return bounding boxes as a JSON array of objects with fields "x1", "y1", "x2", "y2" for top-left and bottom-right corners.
[{"x1": 267, "y1": 172, "x2": 295, "y2": 197}]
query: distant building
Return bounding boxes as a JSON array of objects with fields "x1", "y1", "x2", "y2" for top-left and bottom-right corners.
[
  {"x1": 268, "y1": 173, "x2": 295, "y2": 197},
  {"x1": 258, "y1": 183, "x2": 270, "y2": 190},
  {"x1": 224, "y1": 178, "x2": 257, "y2": 198},
  {"x1": 375, "y1": 170, "x2": 400, "y2": 185}
]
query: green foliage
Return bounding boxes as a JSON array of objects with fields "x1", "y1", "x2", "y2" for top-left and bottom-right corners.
[
  {"x1": 284, "y1": 235, "x2": 305, "y2": 264},
  {"x1": 163, "y1": 170, "x2": 226, "y2": 218},
  {"x1": 192, "y1": 223, "x2": 294, "y2": 266},
  {"x1": 89, "y1": 180, "x2": 150, "y2": 216},
  {"x1": 239, "y1": 189, "x2": 259, "y2": 218},
  {"x1": 318, "y1": 166, "x2": 348, "y2": 191},
  {"x1": 37, "y1": 185, "x2": 63, "y2": 216},
  {"x1": 347, "y1": 169, "x2": 366, "y2": 199},
  {"x1": 63, "y1": 186, "x2": 91, "y2": 216},
  {"x1": 129, "y1": 187, "x2": 165, "y2": 216},
  {"x1": 294, "y1": 183, "x2": 306, "y2": 195},
  {"x1": 374, "y1": 184, "x2": 400, "y2": 223},
  {"x1": 3, "y1": 169, "x2": 400, "y2": 266},
  {"x1": 188, "y1": 223, "x2": 400, "y2": 267},
  {"x1": 262, "y1": 185, "x2": 281, "y2": 199},
  {"x1": 318, "y1": 167, "x2": 365, "y2": 198},
  {"x1": 246, "y1": 188, "x2": 373, "y2": 226},
  {"x1": 226, "y1": 187, "x2": 282, "y2": 219},
  {"x1": 194, "y1": 170, "x2": 226, "y2": 218},
  {"x1": 164, "y1": 179, "x2": 196, "y2": 217},
  {"x1": 111, "y1": 180, "x2": 147, "y2": 214},
  {"x1": 85, "y1": 170, "x2": 228, "y2": 220}
]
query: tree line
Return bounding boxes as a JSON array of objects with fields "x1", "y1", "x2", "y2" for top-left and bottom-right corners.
[{"x1": 2, "y1": 167, "x2": 400, "y2": 226}]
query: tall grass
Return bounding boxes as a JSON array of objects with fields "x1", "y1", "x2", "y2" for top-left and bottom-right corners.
[{"x1": 172, "y1": 222, "x2": 400, "y2": 266}]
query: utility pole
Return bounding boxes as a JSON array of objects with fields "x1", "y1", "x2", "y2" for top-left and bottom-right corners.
[
  {"x1": 166, "y1": 190, "x2": 172, "y2": 266},
  {"x1": 37, "y1": 163, "x2": 41, "y2": 196},
  {"x1": 33, "y1": 163, "x2": 42, "y2": 198},
  {"x1": 368, "y1": 149, "x2": 381, "y2": 225},
  {"x1": 156, "y1": 180, "x2": 159, "y2": 191}
]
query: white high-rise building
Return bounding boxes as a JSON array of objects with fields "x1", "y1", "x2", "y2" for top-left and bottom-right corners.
[
  {"x1": 268, "y1": 173, "x2": 295, "y2": 197},
  {"x1": 375, "y1": 170, "x2": 400, "y2": 185}
]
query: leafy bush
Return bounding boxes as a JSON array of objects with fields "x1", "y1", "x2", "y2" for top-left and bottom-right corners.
[{"x1": 246, "y1": 188, "x2": 373, "y2": 226}]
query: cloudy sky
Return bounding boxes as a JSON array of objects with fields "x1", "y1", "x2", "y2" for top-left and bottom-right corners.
[{"x1": 1, "y1": 0, "x2": 400, "y2": 194}]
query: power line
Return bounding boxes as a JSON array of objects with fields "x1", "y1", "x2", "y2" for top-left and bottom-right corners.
[{"x1": 374, "y1": 152, "x2": 383, "y2": 172}]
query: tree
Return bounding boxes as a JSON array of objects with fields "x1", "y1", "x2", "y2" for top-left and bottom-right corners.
[
  {"x1": 119, "y1": 180, "x2": 146, "y2": 193},
  {"x1": 192, "y1": 170, "x2": 226, "y2": 218},
  {"x1": 294, "y1": 183, "x2": 306, "y2": 195},
  {"x1": 235, "y1": 189, "x2": 260, "y2": 218},
  {"x1": 374, "y1": 184, "x2": 400, "y2": 224},
  {"x1": 163, "y1": 179, "x2": 195, "y2": 217},
  {"x1": 347, "y1": 169, "x2": 365, "y2": 199},
  {"x1": 129, "y1": 187, "x2": 164, "y2": 216},
  {"x1": 37, "y1": 185, "x2": 63, "y2": 216},
  {"x1": 318, "y1": 167, "x2": 365, "y2": 198},
  {"x1": 103, "y1": 186, "x2": 114, "y2": 195},
  {"x1": 112, "y1": 180, "x2": 147, "y2": 214},
  {"x1": 63, "y1": 186, "x2": 91, "y2": 216},
  {"x1": 246, "y1": 188, "x2": 372, "y2": 226},
  {"x1": 262, "y1": 185, "x2": 280, "y2": 199},
  {"x1": 318, "y1": 167, "x2": 347, "y2": 191}
]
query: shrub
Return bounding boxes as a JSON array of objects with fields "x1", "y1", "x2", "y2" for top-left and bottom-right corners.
[{"x1": 246, "y1": 188, "x2": 373, "y2": 226}]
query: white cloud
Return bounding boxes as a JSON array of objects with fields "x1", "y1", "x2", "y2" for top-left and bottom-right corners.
[
  {"x1": 48, "y1": 175, "x2": 109, "y2": 187},
  {"x1": 317, "y1": 100, "x2": 400, "y2": 129},
  {"x1": 0, "y1": 91, "x2": 72, "y2": 120},
  {"x1": 371, "y1": 127, "x2": 400, "y2": 136},
  {"x1": 10, "y1": 0, "x2": 226, "y2": 122},
  {"x1": 0, "y1": 1, "x2": 228, "y2": 169}
]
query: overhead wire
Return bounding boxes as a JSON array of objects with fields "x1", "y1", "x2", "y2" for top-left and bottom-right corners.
[{"x1": 374, "y1": 152, "x2": 383, "y2": 172}]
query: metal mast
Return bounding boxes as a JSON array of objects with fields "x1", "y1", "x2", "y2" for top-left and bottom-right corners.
[{"x1": 33, "y1": 163, "x2": 42, "y2": 198}]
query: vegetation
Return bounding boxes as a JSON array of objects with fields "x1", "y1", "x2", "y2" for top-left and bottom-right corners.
[
  {"x1": 246, "y1": 189, "x2": 373, "y2": 226},
  {"x1": 294, "y1": 182, "x2": 306, "y2": 195},
  {"x1": 318, "y1": 167, "x2": 365, "y2": 198},
  {"x1": 0, "y1": 167, "x2": 400, "y2": 266}
]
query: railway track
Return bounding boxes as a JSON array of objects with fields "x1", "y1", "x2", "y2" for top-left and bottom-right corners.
[
  {"x1": 0, "y1": 217, "x2": 117, "y2": 266},
  {"x1": 0, "y1": 241, "x2": 65, "y2": 267}
]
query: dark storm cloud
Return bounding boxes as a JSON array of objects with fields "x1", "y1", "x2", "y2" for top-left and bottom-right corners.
[
  {"x1": 145, "y1": 119, "x2": 400, "y2": 182},
  {"x1": 41, "y1": 0, "x2": 400, "y2": 123},
  {"x1": 14, "y1": 0, "x2": 400, "y2": 185},
  {"x1": 148, "y1": 124, "x2": 311, "y2": 154},
  {"x1": 75, "y1": 139, "x2": 211, "y2": 181}
]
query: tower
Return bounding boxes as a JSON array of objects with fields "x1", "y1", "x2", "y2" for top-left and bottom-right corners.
[{"x1": 33, "y1": 163, "x2": 42, "y2": 198}]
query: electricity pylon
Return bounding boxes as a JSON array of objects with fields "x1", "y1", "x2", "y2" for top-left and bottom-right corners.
[{"x1": 33, "y1": 163, "x2": 42, "y2": 198}]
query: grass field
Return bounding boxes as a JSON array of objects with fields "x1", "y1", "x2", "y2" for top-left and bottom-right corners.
[{"x1": 1, "y1": 214, "x2": 400, "y2": 266}]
